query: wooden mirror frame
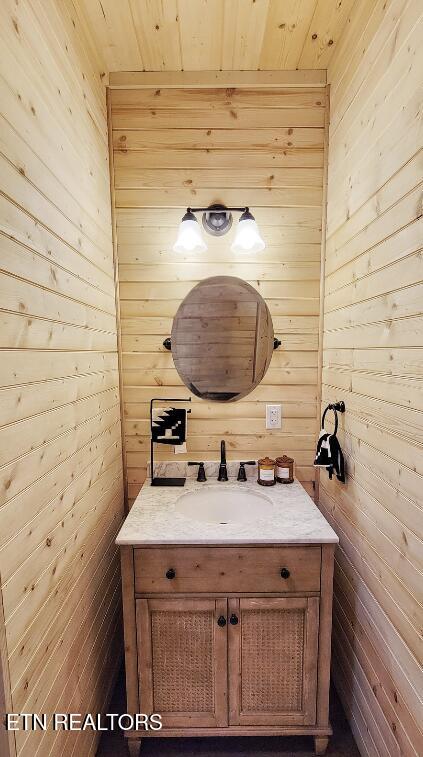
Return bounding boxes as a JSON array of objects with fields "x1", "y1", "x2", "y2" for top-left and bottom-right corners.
[{"x1": 170, "y1": 276, "x2": 274, "y2": 402}]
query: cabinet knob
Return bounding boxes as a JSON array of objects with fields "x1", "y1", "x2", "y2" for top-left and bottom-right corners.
[
  {"x1": 165, "y1": 568, "x2": 176, "y2": 580},
  {"x1": 280, "y1": 567, "x2": 290, "y2": 579},
  {"x1": 229, "y1": 613, "x2": 239, "y2": 625},
  {"x1": 217, "y1": 615, "x2": 227, "y2": 627}
]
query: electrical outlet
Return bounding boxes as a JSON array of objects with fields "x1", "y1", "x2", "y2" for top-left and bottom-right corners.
[{"x1": 266, "y1": 404, "x2": 282, "y2": 429}]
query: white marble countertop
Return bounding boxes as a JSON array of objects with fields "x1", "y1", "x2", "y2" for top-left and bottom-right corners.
[{"x1": 116, "y1": 462, "x2": 339, "y2": 546}]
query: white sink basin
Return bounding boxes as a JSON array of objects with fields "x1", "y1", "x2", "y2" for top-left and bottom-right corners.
[{"x1": 175, "y1": 486, "x2": 273, "y2": 524}]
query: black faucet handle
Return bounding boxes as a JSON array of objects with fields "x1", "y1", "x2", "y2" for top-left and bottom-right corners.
[
  {"x1": 237, "y1": 461, "x2": 256, "y2": 481},
  {"x1": 188, "y1": 461, "x2": 206, "y2": 482}
]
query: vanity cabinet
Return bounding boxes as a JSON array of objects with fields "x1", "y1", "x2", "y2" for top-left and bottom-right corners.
[
  {"x1": 135, "y1": 595, "x2": 318, "y2": 730},
  {"x1": 121, "y1": 543, "x2": 335, "y2": 756},
  {"x1": 228, "y1": 596, "x2": 319, "y2": 726},
  {"x1": 136, "y1": 597, "x2": 228, "y2": 728}
]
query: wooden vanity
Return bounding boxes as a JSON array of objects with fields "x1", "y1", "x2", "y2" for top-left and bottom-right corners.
[
  {"x1": 117, "y1": 475, "x2": 338, "y2": 755},
  {"x1": 120, "y1": 538, "x2": 335, "y2": 755}
]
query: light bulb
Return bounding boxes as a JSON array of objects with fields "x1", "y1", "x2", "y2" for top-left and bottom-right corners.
[
  {"x1": 173, "y1": 211, "x2": 207, "y2": 253},
  {"x1": 231, "y1": 210, "x2": 265, "y2": 253}
]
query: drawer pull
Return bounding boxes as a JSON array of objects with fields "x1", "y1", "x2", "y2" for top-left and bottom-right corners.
[
  {"x1": 280, "y1": 567, "x2": 290, "y2": 579},
  {"x1": 165, "y1": 568, "x2": 176, "y2": 580},
  {"x1": 229, "y1": 613, "x2": 239, "y2": 625},
  {"x1": 217, "y1": 615, "x2": 227, "y2": 627}
]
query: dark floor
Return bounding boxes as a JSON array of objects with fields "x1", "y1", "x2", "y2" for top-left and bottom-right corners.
[{"x1": 96, "y1": 668, "x2": 359, "y2": 757}]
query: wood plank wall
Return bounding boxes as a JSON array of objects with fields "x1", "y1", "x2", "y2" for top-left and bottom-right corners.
[
  {"x1": 322, "y1": 1, "x2": 423, "y2": 756},
  {"x1": 0, "y1": 1, "x2": 124, "y2": 755},
  {"x1": 109, "y1": 77, "x2": 327, "y2": 505}
]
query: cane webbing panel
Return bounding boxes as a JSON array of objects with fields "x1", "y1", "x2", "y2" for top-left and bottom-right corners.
[
  {"x1": 241, "y1": 608, "x2": 305, "y2": 712},
  {"x1": 151, "y1": 610, "x2": 214, "y2": 712}
]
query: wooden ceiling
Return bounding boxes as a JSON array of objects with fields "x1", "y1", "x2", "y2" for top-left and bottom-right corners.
[{"x1": 73, "y1": 0, "x2": 355, "y2": 73}]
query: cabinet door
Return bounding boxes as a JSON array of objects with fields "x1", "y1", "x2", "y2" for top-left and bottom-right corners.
[
  {"x1": 228, "y1": 597, "x2": 319, "y2": 726},
  {"x1": 136, "y1": 598, "x2": 228, "y2": 728}
]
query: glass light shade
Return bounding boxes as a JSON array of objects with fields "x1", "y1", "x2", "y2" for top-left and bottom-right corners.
[
  {"x1": 173, "y1": 215, "x2": 207, "y2": 253},
  {"x1": 231, "y1": 216, "x2": 265, "y2": 254}
]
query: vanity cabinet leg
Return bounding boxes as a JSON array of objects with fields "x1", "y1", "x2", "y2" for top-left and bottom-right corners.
[
  {"x1": 127, "y1": 737, "x2": 142, "y2": 756},
  {"x1": 314, "y1": 736, "x2": 329, "y2": 754}
]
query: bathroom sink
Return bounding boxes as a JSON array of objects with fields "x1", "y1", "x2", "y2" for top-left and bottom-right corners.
[{"x1": 175, "y1": 486, "x2": 273, "y2": 524}]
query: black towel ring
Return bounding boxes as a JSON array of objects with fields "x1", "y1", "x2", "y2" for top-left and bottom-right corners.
[
  {"x1": 321, "y1": 401, "x2": 345, "y2": 435},
  {"x1": 322, "y1": 405, "x2": 338, "y2": 434}
]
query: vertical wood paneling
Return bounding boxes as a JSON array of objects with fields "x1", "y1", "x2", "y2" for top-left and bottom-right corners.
[
  {"x1": 74, "y1": 0, "x2": 352, "y2": 73},
  {"x1": 109, "y1": 82, "x2": 327, "y2": 504},
  {"x1": 324, "y1": 1, "x2": 423, "y2": 755},
  {"x1": 0, "y1": 1, "x2": 124, "y2": 755}
]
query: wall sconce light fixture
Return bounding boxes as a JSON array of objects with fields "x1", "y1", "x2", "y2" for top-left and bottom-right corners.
[
  {"x1": 172, "y1": 209, "x2": 207, "y2": 253},
  {"x1": 173, "y1": 204, "x2": 265, "y2": 254}
]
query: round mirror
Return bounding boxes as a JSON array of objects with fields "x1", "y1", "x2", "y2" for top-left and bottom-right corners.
[{"x1": 171, "y1": 276, "x2": 274, "y2": 401}]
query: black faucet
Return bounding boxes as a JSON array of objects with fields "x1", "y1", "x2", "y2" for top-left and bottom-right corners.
[{"x1": 217, "y1": 440, "x2": 228, "y2": 481}]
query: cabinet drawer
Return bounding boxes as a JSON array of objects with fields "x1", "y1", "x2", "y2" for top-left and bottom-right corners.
[{"x1": 134, "y1": 546, "x2": 321, "y2": 594}]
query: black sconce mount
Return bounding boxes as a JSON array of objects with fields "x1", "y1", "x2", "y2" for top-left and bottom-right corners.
[{"x1": 186, "y1": 204, "x2": 254, "y2": 237}]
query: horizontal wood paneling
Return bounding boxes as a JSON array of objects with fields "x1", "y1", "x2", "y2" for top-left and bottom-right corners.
[
  {"x1": 112, "y1": 107, "x2": 326, "y2": 129},
  {"x1": 110, "y1": 84, "x2": 326, "y2": 502},
  {"x1": 113, "y1": 127, "x2": 324, "y2": 152},
  {"x1": 0, "y1": 1, "x2": 123, "y2": 755},
  {"x1": 109, "y1": 70, "x2": 328, "y2": 88},
  {"x1": 114, "y1": 166, "x2": 324, "y2": 189},
  {"x1": 111, "y1": 87, "x2": 327, "y2": 108},
  {"x1": 324, "y1": 1, "x2": 423, "y2": 755},
  {"x1": 114, "y1": 147, "x2": 325, "y2": 169}
]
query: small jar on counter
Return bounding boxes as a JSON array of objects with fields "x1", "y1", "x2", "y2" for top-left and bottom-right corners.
[
  {"x1": 276, "y1": 454, "x2": 294, "y2": 484},
  {"x1": 257, "y1": 456, "x2": 276, "y2": 486}
]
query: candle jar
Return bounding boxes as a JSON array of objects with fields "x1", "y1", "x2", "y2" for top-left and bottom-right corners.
[
  {"x1": 275, "y1": 454, "x2": 294, "y2": 484},
  {"x1": 257, "y1": 456, "x2": 276, "y2": 486}
]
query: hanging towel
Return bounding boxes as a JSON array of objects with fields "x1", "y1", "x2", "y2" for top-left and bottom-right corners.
[
  {"x1": 314, "y1": 406, "x2": 345, "y2": 482},
  {"x1": 151, "y1": 407, "x2": 188, "y2": 445}
]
